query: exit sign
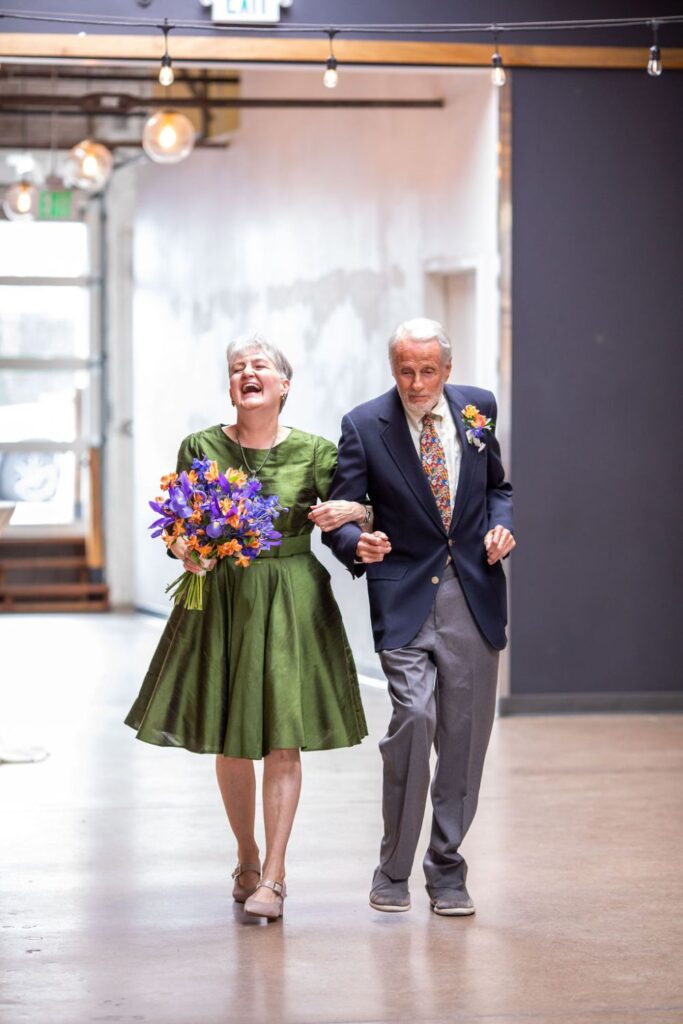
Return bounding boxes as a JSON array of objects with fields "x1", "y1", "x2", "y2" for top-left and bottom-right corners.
[
  {"x1": 38, "y1": 190, "x2": 73, "y2": 220},
  {"x1": 211, "y1": 0, "x2": 281, "y2": 23}
]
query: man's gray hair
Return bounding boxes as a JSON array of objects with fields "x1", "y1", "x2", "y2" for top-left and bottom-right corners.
[
  {"x1": 226, "y1": 333, "x2": 293, "y2": 381},
  {"x1": 388, "y1": 318, "x2": 452, "y2": 365}
]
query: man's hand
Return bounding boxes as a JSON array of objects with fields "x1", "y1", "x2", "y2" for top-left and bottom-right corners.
[
  {"x1": 356, "y1": 531, "x2": 391, "y2": 564},
  {"x1": 484, "y1": 525, "x2": 515, "y2": 565},
  {"x1": 308, "y1": 500, "x2": 366, "y2": 532}
]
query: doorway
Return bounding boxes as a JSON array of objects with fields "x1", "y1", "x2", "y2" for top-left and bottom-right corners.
[{"x1": 425, "y1": 267, "x2": 477, "y2": 384}]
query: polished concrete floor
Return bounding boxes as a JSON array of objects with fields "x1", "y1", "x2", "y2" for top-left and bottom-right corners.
[{"x1": 1, "y1": 613, "x2": 682, "y2": 1024}]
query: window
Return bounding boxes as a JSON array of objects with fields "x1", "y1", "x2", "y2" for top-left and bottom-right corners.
[{"x1": 0, "y1": 218, "x2": 101, "y2": 528}]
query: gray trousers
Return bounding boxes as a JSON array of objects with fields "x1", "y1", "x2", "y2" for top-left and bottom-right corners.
[{"x1": 374, "y1": 562, "x2": 499, "y2": 895}]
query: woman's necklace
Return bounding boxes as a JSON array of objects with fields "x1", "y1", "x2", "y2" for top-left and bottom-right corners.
[{"x1": 235, "y1": 425, "x2": 279, "y2": 479}]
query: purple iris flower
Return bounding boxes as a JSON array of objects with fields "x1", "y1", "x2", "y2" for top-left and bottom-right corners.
[
  {"x1": 169, "y1": 492, "x2": 193, "y2": 518},
  {"x1": 178, "y1": 472, "x2": 194, "y2": 501},
  {"x1": 191, "y1": 456, "x2": 211, "y2": 475}
]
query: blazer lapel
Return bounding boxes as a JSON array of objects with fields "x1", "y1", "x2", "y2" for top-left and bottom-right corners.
[
  {"x1": 445, "y1": 385, "x2": 476, "y2": 534},
  {"x1": 379, "y1": 389, "x2": 446, "y2": 535}
]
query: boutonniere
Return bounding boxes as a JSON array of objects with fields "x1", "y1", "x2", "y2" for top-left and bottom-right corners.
[{"x1": 461, "y1": 404, "x2": 494, "y2": 452}]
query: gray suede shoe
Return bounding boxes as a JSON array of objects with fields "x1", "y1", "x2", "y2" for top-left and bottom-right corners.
[
  {"x1": 427, "y1": 885, "x2": 475, "y2": 917},
  {"x1": 369, "y1": 889, "x2": 411, "y2": 913}
]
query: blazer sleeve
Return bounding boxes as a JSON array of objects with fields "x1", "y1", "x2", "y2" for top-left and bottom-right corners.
[
  {"x1": 321, "y1": 413, "x2": 367, "y2": 577},
  {"x1": 485, "y1": 397, "x2": 514, "y2": 534}
]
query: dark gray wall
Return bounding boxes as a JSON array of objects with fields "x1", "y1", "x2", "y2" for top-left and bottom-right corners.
[
  {"x1": 508, "y1": 69, "x2": 683, "y2": 710},
  {"x1": 5, "y1": 0, "x2": 683, "y2": 47}
]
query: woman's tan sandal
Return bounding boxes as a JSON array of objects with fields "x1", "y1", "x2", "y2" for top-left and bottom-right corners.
[
  {"x1": 243, "y1": 880, "x2": 286, "y2": 919},
  {"x1": 231, "y1": 863, "x2": 261, "y2": 904}
]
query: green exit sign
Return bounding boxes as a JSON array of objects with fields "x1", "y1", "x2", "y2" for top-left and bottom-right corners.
[{"x1": 38, "y1": 190, "x2": 73, "y2": 220}]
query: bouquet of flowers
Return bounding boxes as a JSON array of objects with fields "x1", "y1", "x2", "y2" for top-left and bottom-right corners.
[{"x1": 148, "y1": 456, "x2": 285, "y2": 611}]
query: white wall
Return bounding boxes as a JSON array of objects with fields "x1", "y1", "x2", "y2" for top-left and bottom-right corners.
[
  {"x1": 123, "y1": 66, "x2": 499, "y2": 670},
  {"x1": 103, "y1": 163, "x2": 137, "y2": 607}
]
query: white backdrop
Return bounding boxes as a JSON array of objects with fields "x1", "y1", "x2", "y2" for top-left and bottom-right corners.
[{"x1": 106, "y1": 66, "x2": 500, "y2": 672}]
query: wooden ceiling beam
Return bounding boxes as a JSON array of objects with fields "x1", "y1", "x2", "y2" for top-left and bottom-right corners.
[{"x1": 1, "y1": 34, "x2": 683, "y2": 70}]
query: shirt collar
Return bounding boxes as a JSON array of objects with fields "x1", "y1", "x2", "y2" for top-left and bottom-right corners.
[{"x1": 401, "y1": 391, "x2": 450, "y2": 432}]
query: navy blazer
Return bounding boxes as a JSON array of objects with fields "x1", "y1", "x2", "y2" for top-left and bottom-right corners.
[{"x1": 323, "y1": 384, "x2": 513, "y2": 652}]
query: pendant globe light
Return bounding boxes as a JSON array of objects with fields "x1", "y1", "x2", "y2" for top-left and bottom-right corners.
[
  {"x1": 142, "y1": 111, "x2": 195, "y2": 164},
  {"x1": 2, "y1": 181, "x2": 39, "y2": 221},
  {"x1": 64, "y1": 140, "x2": 113, "y2": 191}
]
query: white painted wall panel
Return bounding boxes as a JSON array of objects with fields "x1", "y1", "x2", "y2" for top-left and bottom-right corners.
[{"x1": 128, "y1": 67, "x2": 499, "y2": 671}]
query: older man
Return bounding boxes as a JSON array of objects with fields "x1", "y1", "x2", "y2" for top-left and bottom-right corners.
[{"x1": 320, "y1": 318, "x2": 514, "y2": 916}]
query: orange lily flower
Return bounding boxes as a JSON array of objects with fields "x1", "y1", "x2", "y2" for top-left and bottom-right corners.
[
  {"x1": 160, "y1": 473, "x2": 178, "y2": 491},
  {"x1": 217, "y1": 539, "x2": 241, "y2": 557}
]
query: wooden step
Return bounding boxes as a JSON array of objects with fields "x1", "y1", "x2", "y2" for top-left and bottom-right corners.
[
  {"x1": 0, "y1": 557, "x2": 88, "y2": 571},
  {"x1": 0, "y1": 536, "x2": 108, "y2": 612},
  {"x1": 0, "y1": 583, "x2": 108, "y2": 599},
  {"x1": 0, "y1": 537, "x2": 86, "y2": 550},
  {"x1": 0, "y1": 601, "x2": 108, "y2": 613},
  {"x1": 0, "y1": 583, "x2": 109, "y2": 613}
]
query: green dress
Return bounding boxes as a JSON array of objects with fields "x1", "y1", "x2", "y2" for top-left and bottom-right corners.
[{"x1": 125, "y1": 425, "x2": 368, "y2": 760}]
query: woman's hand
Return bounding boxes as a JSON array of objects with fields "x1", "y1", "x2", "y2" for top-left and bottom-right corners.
[
  {"x1": 183, "y1": 554, "x2": 217, "y2": 576},
  {"x1": 168, "y1": 536, "x2": 187, "y2": 561},
  {"x1": 169, "y1": 537, "x2": 216, "y2": 575},
  {"x1": 308, "y1": 500, "x2": 368, "y2": 533}
]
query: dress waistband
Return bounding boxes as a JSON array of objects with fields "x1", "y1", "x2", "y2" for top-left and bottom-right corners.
[{"x1": 257, "y1": 535, "x2": 312, "y2": 559}]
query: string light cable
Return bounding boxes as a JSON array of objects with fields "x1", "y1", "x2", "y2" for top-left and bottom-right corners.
[
  {"x1": 0, "y1": 11, "x2": 681, "y2": 82},
  {"x1": 1, "y1": 12, "x2": 683, "y2": 35},
  {"x1": 323, "y1": 29, "x2": 338, "y2": 89},
  {"x1": 158, "y1": 17, "x2": 174, "y2": 87},
  {"x1": 491, "y1": 31, "x2": 506, "y2": 87},
  {"x1": 648, "y1": 20, "x2": 664, "y2": 75}
]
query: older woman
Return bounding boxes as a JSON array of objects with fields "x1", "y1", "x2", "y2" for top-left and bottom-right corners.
[{"x1": 125, "y1": 336, "x2": 368, "y2": 919}]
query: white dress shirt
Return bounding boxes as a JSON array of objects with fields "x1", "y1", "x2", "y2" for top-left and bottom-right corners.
[{"x1": 401, "y1": 392, "x2": 462, "y2": 509}]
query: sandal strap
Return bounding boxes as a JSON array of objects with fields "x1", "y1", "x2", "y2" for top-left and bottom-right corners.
[
  {"x1": 255, "y1": 879, "x2": 285, "y2": 896},
  {"x1": 231, "y1": 863, "x2": 261, "y2": 880}
]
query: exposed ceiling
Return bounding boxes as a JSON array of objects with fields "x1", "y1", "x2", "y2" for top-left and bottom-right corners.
[{"x1": 0, "y1": 64, "x2": 243, "y2": 154}]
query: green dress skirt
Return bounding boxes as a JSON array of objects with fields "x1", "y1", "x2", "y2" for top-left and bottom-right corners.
[{"x1": 125, "y1": 425, "x2": 368, "y2": 760}]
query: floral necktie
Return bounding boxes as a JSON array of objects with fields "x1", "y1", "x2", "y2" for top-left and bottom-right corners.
[{"x1": 420, "y1": 413, "x2": 452, "y2": 531}]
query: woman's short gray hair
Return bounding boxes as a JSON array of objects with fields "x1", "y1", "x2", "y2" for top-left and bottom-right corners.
[
  {"x1": 226, "y1": 334, "x2": 293, "y2": 381},
  {"x1": 226, "y1": 334, "x2": 293, "y2": 408},
  {"x1": 388, "y1": 318, "x2": 452, "y2": 365}
]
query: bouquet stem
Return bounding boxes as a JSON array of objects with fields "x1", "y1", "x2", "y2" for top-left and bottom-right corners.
[{"x1": 165, "y1": 565, "x2": 205, "y2": 611}]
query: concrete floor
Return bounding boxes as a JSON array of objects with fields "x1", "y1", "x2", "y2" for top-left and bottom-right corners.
[{"x1": 1, "y1": 613, "x2": 682, "y2": 1024}]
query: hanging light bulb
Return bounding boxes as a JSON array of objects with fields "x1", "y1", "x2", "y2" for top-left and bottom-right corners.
[
  {"x1": 64, "y1": 140, "x2": 113, "y2": 191},
  {"x1": 159, "y1": 55, "x2": 174, "y2": 88},
  {"x1": 323, "y1": 30, "x2": 339, "y2": 89},
  {"x1": 648, "y1": 45, "x2": 662, "y2": 76},
  {"x1": 2, "y1": 181, "x2": 39, "y2": 221},
  {"x1": 324, "y1": 58, "x2": 339, "y2": 89},
  {"x1": 647, "y1": 21, "x2": 662, "y2": 77},
  {"x1": 142, "y1": 110, "x2": 195, "y2": 164},
  {"x1": 158, "y1": 19, "x2": 175, "y2": 87},
  {"x1": 491, "y1": 50, "x2": 506, "y2": 87}
]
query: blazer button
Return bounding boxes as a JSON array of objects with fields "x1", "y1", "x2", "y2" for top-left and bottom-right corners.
[{"x1": 431, "y1": 576, "x2": 439, "y2": 584}]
